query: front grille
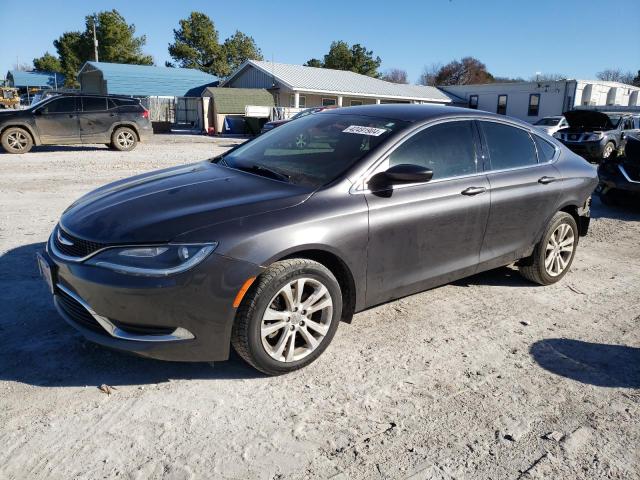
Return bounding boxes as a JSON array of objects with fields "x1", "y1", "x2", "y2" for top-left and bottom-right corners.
[
  {"x1": 56, "y1": 289, "x2": 105, "y2": 334},
  {"x1": 54, "y1": 227, "x2": 108, "y2": 258}
]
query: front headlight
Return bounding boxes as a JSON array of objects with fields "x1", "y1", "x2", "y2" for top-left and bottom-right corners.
[
  {"x1": 585, "y1": 132, "x2": 604, "y2": 141},
  {"x1": 86, "y1": 243, "x2": 217, "y2": 276}
]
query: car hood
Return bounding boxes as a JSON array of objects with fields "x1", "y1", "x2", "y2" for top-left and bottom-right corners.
[
  {"x1": 60, "y1": 161, "x2": 312, "y2": 243},
  {"x1": 563, "y1": 110, "x2": 614, "y2": 131}
]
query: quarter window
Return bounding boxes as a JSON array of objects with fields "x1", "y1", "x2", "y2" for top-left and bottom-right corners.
[
  {"x1": 40, "y1": 97, "x2": 76, "y2": 114},
  {"x1": 480, "y1": 122, "x2": 538, "y2": 170},
  {"x1": 497, "y1": 95, "x2": 507, "y2": 115},
  {"x1": 533, "y1": 135, "x2": 556, "y2": 162},
  {"x1": 528, "y1": 94, "x2": 540, "y2": 116},
  {"x1": 82, "y1": 97, "x2": 107, "y2": 111},
  {"x1": 388, "y1": 121, "x2": 478, "y2": 180},
  {"x1": 469, "y1": 95, "x2": 479, "y2": 109}
]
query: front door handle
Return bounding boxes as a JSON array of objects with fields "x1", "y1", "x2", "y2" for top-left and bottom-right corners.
[
  {"x1": 461, "y1": 186, "x2": 486, "y2": 196},
  {"x1": 538, "y1": 176, "x2": 557, "y2": 184}
]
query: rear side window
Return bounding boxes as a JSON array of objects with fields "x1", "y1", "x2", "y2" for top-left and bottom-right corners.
[
  {"x1": 82, "y1": 97, "x2": 107, "y2": 111},
  {"x1": 108, "y1": 98, "x2": 140, "y2": 110},
  {"x1": 388, "y1": 121, "x2": 478, "y2": 180},
  {"x1": 40, "y1": 97, "x2": 76, "y2": 114},
  {"x1": 533, "y1": 135, "x2": 556, "y2": 162},
  {"x1": 480, "y1": 121, "x2": 538, "y2": 170}
]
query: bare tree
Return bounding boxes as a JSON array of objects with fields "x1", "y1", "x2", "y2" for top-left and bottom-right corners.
[
  {"x1": 381, "y1": 68, "x2": 408, "y2": 84},
  {"x1": 596, "y1": 68, "x2": 635, "y2": 84},
  {"x1": 529, "y1": 73, "x2": 567, "y2": 82},
  {"x1": 12, "y1": 62, "x2": 33, "y2": 72},
  {"x1": 418, "y1": 62, "x2": 442, "y2": 86}
]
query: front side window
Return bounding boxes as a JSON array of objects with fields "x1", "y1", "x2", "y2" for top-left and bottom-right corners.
[
  {"x1": 528, "y1": 94, "x2": 540, "y2": 116},
  {"x1": 469, "y1": 95, "x2": 479, "y2": 109},
  {"x1": 497, "y1": 95, "x2": 508, "y2": 115},
  {"x1": 82, "y1": 97, "x2": 107, "y2": 112},
  {"x1": 40, "y1": 97, "x2": 76, "y2": 114},
  {"x1": 322, "y1": 98, "x2": 337, "y2": 107},
  {"x1": 388, "y1": 121, "x2": 478, "y2": 180},
  {"x1": 480, "y1": 121, "x2": 538, "y2": 170},
  {"x1": 219, "y1": 113, "x2": 409, "y2": 188}
]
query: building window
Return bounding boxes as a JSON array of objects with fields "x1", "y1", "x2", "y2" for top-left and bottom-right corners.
[
  {"x1": 469, "y1": 95, "x2": 478, "y2": 109},
  {"x1": 497, "y1": 95, "x2": 507, "y2": 115},
  {"x1": 350, "y1": 100, "x2": 363, "y2": 106},
  {"x1": 528, "y1": 94, "x2": 540, "y2": 116},
  {"x1": 289, "y1": 95, "x2": 306, "y2": 108},
  {"x1": 322, "y1": 98, "x2": 337, "y2": 107}
]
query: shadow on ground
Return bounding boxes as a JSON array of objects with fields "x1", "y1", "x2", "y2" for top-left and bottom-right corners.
[
  {"x1": 0, "y1": 242, "x2": 262, "y2": 388},
  {"x1": 590, "y1": 194, "x2": 640, "y2": 222},
  {"x1": 453, "y1": 266, "x2": 534, "y2": 288},
  {"x1": 530, "y1": 338, "x2": 640, "y2": 388}
]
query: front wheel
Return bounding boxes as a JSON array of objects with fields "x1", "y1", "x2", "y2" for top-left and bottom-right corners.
[
  {"x1": 1, "y1": 127, "x2": 33, "y2": 154},
  {"x1": 518, "y1": 212, "x2": 578, "y2": 285},
  {"x1": 602, "y1": 141, "x2": 615, "y2": 160},
  {"x1": 231, "y1": 259, "x2": 342, "y2": 375}
]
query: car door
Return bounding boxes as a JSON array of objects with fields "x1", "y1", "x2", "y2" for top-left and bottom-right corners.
[
  {"x1": 477, "y1": 120, "x2": 563, "y2": 270},
  {"x1": 34, "y1": 96, "x2": 80, "y2": 144},
  {"x1": 79, "y1": 97, "x2": 112, "y2": 143},
  {"x1": 364, "y1": 120, "x2": 491, "y2": 306}
]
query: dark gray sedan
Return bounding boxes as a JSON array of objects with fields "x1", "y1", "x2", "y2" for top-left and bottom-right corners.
[{"x1": 39, "y1": 105, "x2": 597, "y2": 375}]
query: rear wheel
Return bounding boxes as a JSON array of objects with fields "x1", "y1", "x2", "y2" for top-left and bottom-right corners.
[
  {"x1": 519, "y1": 212, "x2": 578, "y2": 285},
  {"x1": 1, "y1": 127, "x2": 33, "y2": 154},
  {"x1": 110, "y1": 127, "x2": 138, "y2": 151},
  {"x1": 231, "y1": 259, "x2": 342, "y2": 375}
]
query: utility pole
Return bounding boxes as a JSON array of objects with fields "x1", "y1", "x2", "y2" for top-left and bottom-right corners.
[{"x1": 93, "y1": 15, "x2": 99, "y2": 62}]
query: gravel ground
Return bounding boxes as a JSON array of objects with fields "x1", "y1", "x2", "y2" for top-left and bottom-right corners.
[{"x1": 0, "y1": 134, "x2": 638, "y2": 480}]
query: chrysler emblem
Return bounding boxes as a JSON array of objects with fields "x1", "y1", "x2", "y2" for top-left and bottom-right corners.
[{"x1": 57, "y1": 229, "x2": 74, "y2": 246}]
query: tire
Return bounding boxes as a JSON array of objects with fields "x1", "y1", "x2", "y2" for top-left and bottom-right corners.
[
  {"x1": 1, "y1": 127, "x2": 33, "y2": 154},
  {"x1": 518, "y1": 211, "x2": 579, "y2": 286},
  {"x1": 110, "y1": 127, "x2": 138, "y2": 151},
  {"x1": 231, "y1": 259, "x2": 343, "y2": 375},
  {"x1": 602, "y1": 141, "x2": 615, "y2": 160}
]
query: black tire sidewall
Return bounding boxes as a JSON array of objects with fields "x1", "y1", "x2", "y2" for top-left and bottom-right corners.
[
  {"x1": 536, "y1": 213, "x2": 579, "y2": 284},
  {"x1": 246, "y1": 264, "x2": 342, "y2": 374}
]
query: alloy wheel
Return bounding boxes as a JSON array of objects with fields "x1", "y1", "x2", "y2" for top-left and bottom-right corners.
[
  {"x1": 261, "y1": 277, "x2": 333, "y2": 362},
  {"x1": 544, "y1": 223, "x2": 575, "y2": 277},
  {"x1": 602, "y1": 143, "x2": 614, "y2": 159},
  {"x1": 7, "y1": 131, "x2": 28, "y2": 151},
  {"x1": 117, "y1": 131, "x2": 135, "y2": 148}
]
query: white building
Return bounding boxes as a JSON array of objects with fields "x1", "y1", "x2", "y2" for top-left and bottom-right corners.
[
  {"x1": 222, "y1": 60, "x2": 453, "y2": 110},
  {"x1": 439, "y1": 80, "x2": 640, "y2": 122}
]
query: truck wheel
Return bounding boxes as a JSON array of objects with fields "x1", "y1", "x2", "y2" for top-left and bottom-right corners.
[
  {"x1": 602, "y1": 141, "x2": 615, "y2": 160},
  {"x1": 1, "y1": 127, "x2": 33, "y2": 154},
  {"x1": 110, "y1": 127, "x2": 138, "y2": 151},
  {"x1": 231, "y1": 259, "x2": 342, "y2": 375},
  {"x1": 519, "y1": 212, "x2": 578, "y2": 285}
]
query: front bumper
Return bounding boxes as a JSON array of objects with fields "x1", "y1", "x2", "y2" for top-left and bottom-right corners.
[{"x1": 41, "y1": 241, "x2": 263, "y2": 362}]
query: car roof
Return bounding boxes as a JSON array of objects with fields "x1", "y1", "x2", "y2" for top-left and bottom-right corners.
[
  {"x1": 48, "y1": 92, "x2": 139, "y2": 100},
  {"x1": 320, "y1": 103, "x2": 534, "y2": 127}
]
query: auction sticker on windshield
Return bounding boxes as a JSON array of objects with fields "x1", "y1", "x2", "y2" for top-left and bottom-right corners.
[{"x1": 343, "y1": 125, "x2": 388, "y2": 136}]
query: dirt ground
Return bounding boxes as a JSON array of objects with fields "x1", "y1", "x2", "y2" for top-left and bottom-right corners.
[{"x1": 0, "y1": 134, "x2": 638, "y2": 480}]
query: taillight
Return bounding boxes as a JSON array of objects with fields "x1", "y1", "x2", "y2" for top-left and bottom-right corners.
[{"x1": 141, "y1": 109, "x2": 149, "y2": 119}]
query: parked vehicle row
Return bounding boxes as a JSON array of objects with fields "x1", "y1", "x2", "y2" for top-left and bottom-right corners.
[
  {"x1": 597, "y1": 133, "x2": 640, "y2": 205},
  {"x1": 38, "y1": 104, "x2": 598, "y2": 375},
  {"x1": 0, "y1": 93, "x2": 152, "y2": 154}
]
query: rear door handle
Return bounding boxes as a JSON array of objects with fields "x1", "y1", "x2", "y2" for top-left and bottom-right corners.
[
  {"x1": 461, "y1": 186, "x2": 486, "y2": 196},
  {"x1": 538, "y1": 176, "x2": 557, "y2": 184}
]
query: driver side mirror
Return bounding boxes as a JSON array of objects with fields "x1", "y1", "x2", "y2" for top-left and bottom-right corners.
[{"x1": 368, "y1": 164, "x2": 433, "y2": 191}]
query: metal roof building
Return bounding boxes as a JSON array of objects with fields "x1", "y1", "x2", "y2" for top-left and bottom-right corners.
[
  {"x1": 78, "y1": 62, "x2": 218, "y2": 97},
  {"x1": 6, "y1": 70, "x2": 64, "y2": 89},
  {"x1": 222, "y1": 60, "x2": 452, "y2": 108}
]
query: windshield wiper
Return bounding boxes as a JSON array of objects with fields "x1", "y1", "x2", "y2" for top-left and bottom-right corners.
[{"x1": 235, "y1": 164, "x2": 291, "y2": 182}]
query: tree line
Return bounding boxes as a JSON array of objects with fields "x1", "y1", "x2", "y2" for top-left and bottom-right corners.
[{"x1": 24, "y1": 9, "x2": 640, "y2": 89}]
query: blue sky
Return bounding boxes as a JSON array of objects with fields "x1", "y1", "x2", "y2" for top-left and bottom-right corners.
[{"x1": 1, "y1": 0, "x2": 638, "y2": 82}]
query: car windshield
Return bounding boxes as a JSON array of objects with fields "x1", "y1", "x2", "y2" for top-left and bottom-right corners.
[
  {"x1": 290, "y1": 108, "x2": 322, "y2": 120},
  {"x1": 218, "y1": 113, "x2": 409, "y2": 188},
  {"x1": 606, "y1": 114, "x2": 622, "y2": 127},
  {"x1": 535, "y1": 118, "x2": 561, "y2": 126}
]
